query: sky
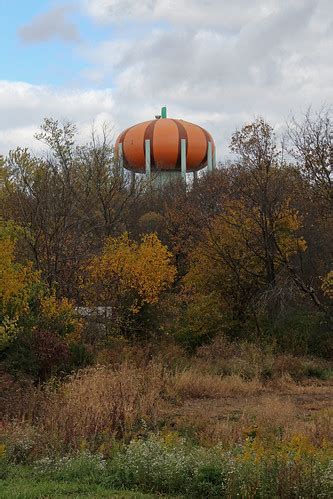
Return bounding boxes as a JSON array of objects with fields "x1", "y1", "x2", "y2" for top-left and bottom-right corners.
[{"x1": 0, "y1": 0, "x2": 332, "y2": 158}]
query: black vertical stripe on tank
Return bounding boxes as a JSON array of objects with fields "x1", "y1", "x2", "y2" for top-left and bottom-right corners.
[
  {"x1": 118, "y1": 124, "x2": 138, "y2": 167},
  {"x1": 119, "y1": 123, "x2": 138, "y2": 145},
  {"x1": 117, "y1": 128, "x2": 128, "y2": 144},
  {"x1": 143, "y1": 120, "x2": 157, "y2": 169},
  {"x1": 197, "y1": 125, "x2": 211, "y2": 164},
  {"x1": 172, "y1": 120, "x2": 188, "y2": 170}
]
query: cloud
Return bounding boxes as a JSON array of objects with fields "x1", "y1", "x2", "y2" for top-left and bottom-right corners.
[
  {"x1": 18, "y1": 5, "x2": 80, "y2": 44},
  {"x1": 3, "y1": 0, "x2": 332, "y2": 159},
  {"x1": 80, "y1": 0, "x2": 333, "y2": 154},
  {"x1": 0, "y1": 81, "x2": 115, "y2": 154},
  {"x1": 84, "y1": 0, "x2": 281, "y2": 30}
]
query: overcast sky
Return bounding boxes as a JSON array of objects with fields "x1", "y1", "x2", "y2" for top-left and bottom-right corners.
[{"x1": 0, "y1": 0, "x2": 332, "y2": 159}]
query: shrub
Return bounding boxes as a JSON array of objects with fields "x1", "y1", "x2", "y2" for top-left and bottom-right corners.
[
  {"x1": 3, "y1": 329, "x2": 70, "y2": 381},
  {"x1": 34, "y1": 452, "x2": 107, "y2": 483},
  {"x1": 108, "y1": 435, "x2": 333, "y2": 497},
  {"x1": 173, "y1": 294, "x2": 225, "y2": 352},
  {"x1": 35, "y1": 363, "x2": 165, "y2": 453},
  {"x1": 1, "y1": 423, "x2": 38, "y2": 464},
  {"x1": 83, "y1": 232, "x2": 176, "y2": 338},
  {"x1": 268, "y1": 309, "x2": 333, "y2": 358}
]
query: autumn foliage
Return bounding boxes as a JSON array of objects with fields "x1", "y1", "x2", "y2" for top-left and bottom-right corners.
[
  {"x1": 0, "y1": 113, "x2": 332, "y2": 499},
  {"x1": 0, "y1": 110, "x2": 332, "y2": 384},
  {"x1": 83, "y1": 232, "x2": 176, "y2": 336}
]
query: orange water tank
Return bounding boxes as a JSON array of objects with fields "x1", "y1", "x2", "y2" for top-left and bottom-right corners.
[{"x1": 115, "y1": 115, "x2": 215, "y2": 174}]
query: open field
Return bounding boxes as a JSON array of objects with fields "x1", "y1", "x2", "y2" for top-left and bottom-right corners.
[
  {"x1": 1, "y1": 346, "x2": 333, "y2": 498},
  {"x1": 164, "y1": 378, "x2": 333, "y2": 446},
  {"x1": 1, "y1": 475, "x2": 153, "y2": 499}
]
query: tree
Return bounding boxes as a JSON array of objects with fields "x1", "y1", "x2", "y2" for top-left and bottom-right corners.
[
  {"x1": 230, "y1": 118, "x2": 330, "y2": 316},
  {"x1": 287, "y1": 107, "x2": 332, "y2": 211},
  {"x1": 230, "y1": 119, "x2": 284, "y2": 291},
  {"x1": 185, "y1": 196, "x2": 306, "y2": 337},
  {"x1": 0, "y1": 221, "x2": 38, "y2": 349},
  {"x1": 2, "y1": 119, "x2": 142, "y2": 299},
  {"x1": 83, "y1": 232, "x2": 176, "y2": 338},
  {"x1": 0, "y1": 221, "x2": 81, "y2": 362}
]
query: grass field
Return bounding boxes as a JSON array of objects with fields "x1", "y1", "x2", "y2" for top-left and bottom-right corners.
[
  {"x1": 1, "y1": 342, "x2": 333, "y2": 497},
  {"x1": 1, "y1": 479, "x2": 154, "y2": 499},
  {"x1": 1, "y1": 465, "x2": 155, "y2": 499}
]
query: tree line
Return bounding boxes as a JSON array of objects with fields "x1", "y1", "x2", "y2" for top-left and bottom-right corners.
[{"x1": 0, "y1": 108, "x2": 332, "y2": 381}]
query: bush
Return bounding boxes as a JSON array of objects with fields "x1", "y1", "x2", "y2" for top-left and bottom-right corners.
[
  {"x1": 34, "y1": 452, "x2": 107, "y2": 483},
  {"x1": 1, "y1": 424, "x2": 38, "y2": 464},
  {"x1": 3, "y1": 329, "x2": 70, "y2": 380},
  {"x1": 172, "y1": 370, "x2": 262, "y2": 399},
  {"x1": 31, "y1": 363, "x2": 165, "y2": 454},
  {"x1": 108, "y1": 435, "x2": 333, "y2": 497},
  {"x1": 174, "y1": 294, "x2": 225, "y2": 352},
  {"x1": 4, "y1": 437, "x2": 332, "y2": 496},
  {"x1": 267, "y1": 309, "x2": 333, "y2": 358}
]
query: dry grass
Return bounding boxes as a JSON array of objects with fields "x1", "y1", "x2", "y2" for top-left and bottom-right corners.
[
  {"x1": 0, "y1": 371, "x2": 45, "y2": 421},
  {"x1": 40, "y1": 362, "x2": 164, "y2": 451},
  {"x1": 1, "y1": 350, "x2": 332, "y2": 457},
  {"x1": 196, "y1": 336, "x2": 332, "y2": 381},
  {"x1": 245, "y1": 394, "x2": 297, "y2": 439},
  {"x1": 171, "y1": 370, "x2": 263, "y2": 399},
  {"x1": 166, "y1": 392, "x2": 333, "y2": 447},
  {"x1": 1, "y1": 363, "x2": 165, "y2": 455}
]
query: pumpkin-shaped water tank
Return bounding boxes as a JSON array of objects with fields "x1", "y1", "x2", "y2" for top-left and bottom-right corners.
[{"x1": 115, "y1": 116, "x2": 215, "y2": 174}]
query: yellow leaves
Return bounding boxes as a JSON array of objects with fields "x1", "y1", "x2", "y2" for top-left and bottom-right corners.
[
  {"x1": 188, "y1": 197, "x2": 307, "y2": 292},
  {"x1": 135, "y1": 233, "x2": 176, "y2": 304},
  {"x1": 40, "y1": 294, "x2": 83, "y2": 339},
  {"x1": 0, "y1": 238, "x2": 25, "y2": 304},
  {"x1": 186, "y1": 199, "x2": 261, "y2": 295},
  {"x1": 41, "y1": 294, "x2": 73, "y2": 319},
  {"x1": 0, "y1": 237, "x2": 39, "y2": 317},
  {"x1": 0, "y1": 231, "x2": 81, "y2": 348},
  {"x1": 0, "y1": 317, "x2": 19, "y2": 351},
  {"x1": 0, "y1": 236, "x2": 39, "y2": 350},
  {"x1": 161, "y1": 431, "x2": 184, "y2": 447},
  {"x1": 237, "y1": 434, "x2": 332, "y2": 466},
  {"x1": 285, "y1": 434, "x2": 317, "y2": 461},
  {"x1": 239, "y1": 437, "x2": 266, "y2": 464},
  {"x1": 85, "y1": 232, "x2": 176, "y2": 313},
  {"x1": 322, "y1": 271, "x2": 333, "y2": 300},
  {"x1": 272, "y1": 200, "x2": 307, "y2": 258}
]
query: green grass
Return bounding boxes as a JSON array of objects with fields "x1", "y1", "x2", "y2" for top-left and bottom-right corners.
[
  {"x1": 0, "y1": 477, "x2": 155, "y2": 499},
  {"x1": 0, "y1": 464, "x2": 156, "y2": 499},
  {"x1": 1, "y1": 436, "x2": 332, "y2": 498}
]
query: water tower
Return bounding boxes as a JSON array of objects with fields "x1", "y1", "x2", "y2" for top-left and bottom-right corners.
[{"x1": 115, "y1": 107, "x2": 216, "y2": 186}]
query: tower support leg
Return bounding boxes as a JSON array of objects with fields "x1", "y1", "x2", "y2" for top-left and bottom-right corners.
[
  {"x1": 118, "y1": 143, "x2": 124, "y2": 177},
  {"x1": 130, "y1": 171, "x2": 136, "y2": 192},
  {"x1": 181, "y1": 138, "x2": 187, "y2": 183},
  {"x1": 207, "y1": 141, "x2": 213, "y2": 172},
  {"x1": 145, "y1": 139, "x2": 151, "y2": 179}
]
